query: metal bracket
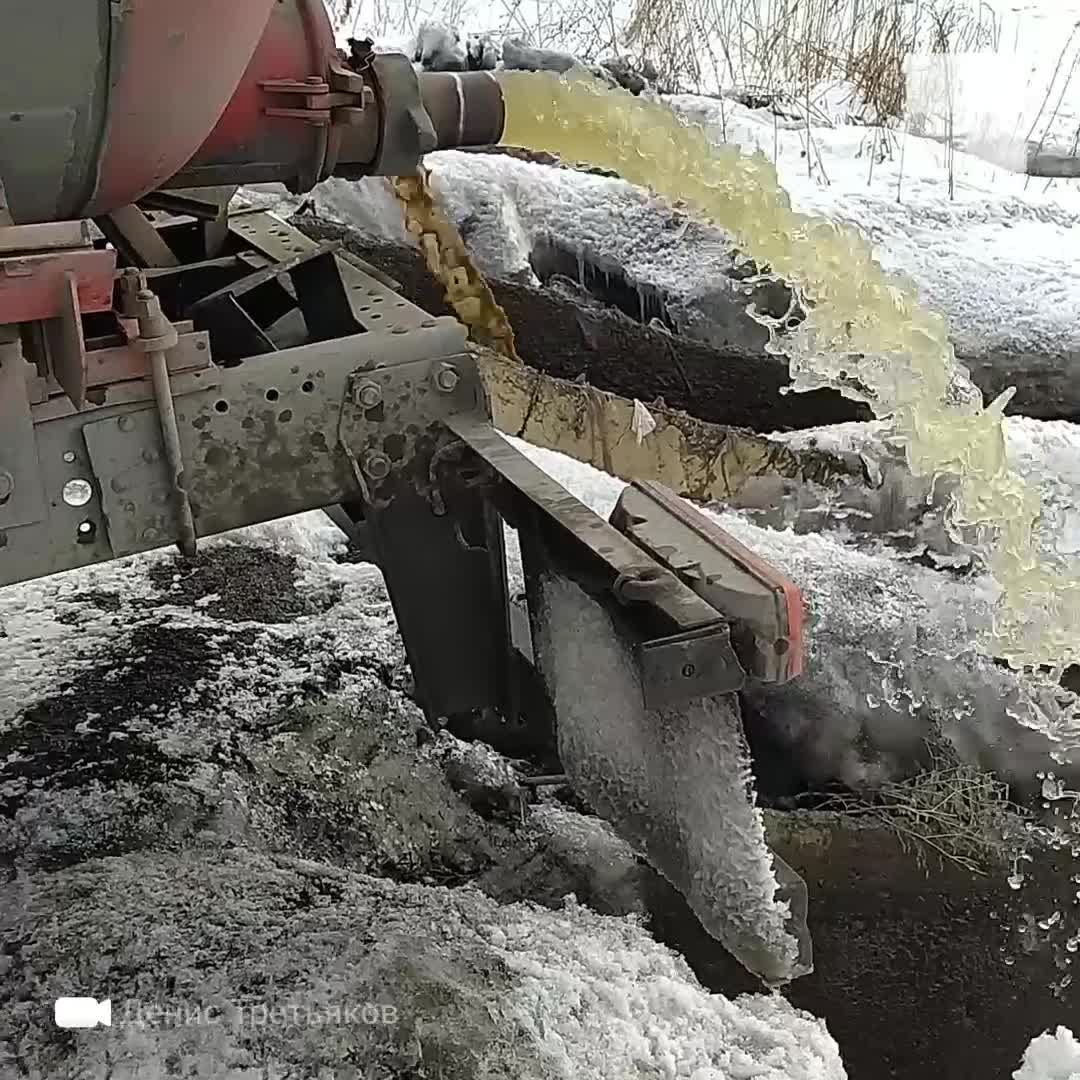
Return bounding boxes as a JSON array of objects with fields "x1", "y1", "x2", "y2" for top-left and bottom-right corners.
[
  {"x1": 96, "y1": 204, "x2": 180, "y2": 268},
  {"x1": 42, "y1": 271, "x2": 88, "y2": 409},
  {"x1": 638, "y1": 625, "x2": 746, "y2": 707},
  {"x1": 227, "y1": 210, "x2": 434, "y2": 332},
  {"x1": 0, "y1": 246, "x2": 115, "y2": 323},
  {"x1": 259, "y1": 72, "x2": 376, "y2": 128},
  {"x1": 445, "y1": 415, "x2": 747, "y2": 710},
  {"x1": 611, "y1": 480, "x2": 804, "y2": 684}
]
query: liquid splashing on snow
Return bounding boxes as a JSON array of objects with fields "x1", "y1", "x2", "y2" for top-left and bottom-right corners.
[
  {"x1": 1015, "y1": 1027, "x2": 1080, "y2": 1080},
  {"x1": 532, "y1": 571, "x2": 808, "y2": 985}
]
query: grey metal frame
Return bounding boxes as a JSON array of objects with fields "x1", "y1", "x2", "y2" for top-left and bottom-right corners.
[{"x1": 0, "y1": 206, "x2": 760, "y2": 727}]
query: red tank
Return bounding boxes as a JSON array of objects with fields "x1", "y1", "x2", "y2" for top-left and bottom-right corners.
[
  {"x1": 0, "y1": 0, "x2": 503, "y2": 224},
  {"x1": 0, "y1": 0, "x2": 278, "y2": 223}
]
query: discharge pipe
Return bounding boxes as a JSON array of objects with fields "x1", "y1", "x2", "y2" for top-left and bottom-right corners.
[{"x1": 0, "y1": 0, "x2": 505, "y2": 225}]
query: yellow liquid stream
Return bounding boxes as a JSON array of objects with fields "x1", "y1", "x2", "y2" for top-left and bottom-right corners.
[{"x1": 495, "y1": 69, "x2": 1078, "y2": 670}]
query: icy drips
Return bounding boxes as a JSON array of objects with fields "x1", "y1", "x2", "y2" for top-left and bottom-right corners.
[
  {"x1": 532, "y1": 572, "x2": 810, "y2": 985},
  {"x1": 494, "y1": 69, "x2": 1079, "y2": 669}
]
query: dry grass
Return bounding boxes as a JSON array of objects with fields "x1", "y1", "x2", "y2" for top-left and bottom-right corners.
[
  {"x1": 329, "y1": 0, "x2": 1080, "y2": 197},
  {"x1": 329, "y1": 0, "x2": 623, "y2": 59},
  {"x1": 622, "y1": 0, "x2": 1001, "y2": 116},
  {"x1": 330, "y1": 0, "x2": 1001, "y2": 122},
  {"x1": 813, "y1": 738, "x2": 1020, "y2": 876}
]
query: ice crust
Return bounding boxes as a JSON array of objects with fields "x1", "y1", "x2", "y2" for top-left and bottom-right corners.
[{"x1": 533, "y1": 572, "x2": 807, "y2": 985}]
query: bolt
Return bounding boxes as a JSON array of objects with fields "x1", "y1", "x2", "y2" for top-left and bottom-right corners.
[
  {"x1": 354, "y1": 381, "x2": 382, "y2": 408},
  {"x1": 63, "y1": 450, "x2": 76, "y2": 464},
  {"x1": 363, "y1": 453, "x2": 391, "y2": 481},
  {"x1": 118, "y1": 416, "x2": 134, "y2": 432},
  {"x1": 434, "y1": 363, "x2": 459, "y2": 393},
  {"x1": 0, "y1": 470, "x2": 13, "y2": 503},
  {"x1": 682, "y1": 663, "x2": 696, "y2": 678},
  {"x1": 118, "y1": 267, "x2": 149, "y2": 317},
  {"x1": 141, "y1": 527, "x2": 160, "y2": 543}
]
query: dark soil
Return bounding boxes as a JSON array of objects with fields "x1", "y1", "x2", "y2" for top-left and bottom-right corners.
[
  {"x1": 147, "y1": 543, "x2": 342, "y2": 623},
  {"x1": 644, "y1": 817, "x2": 1078, "y2": 1080},
  {"x1": 293, "y1": 216, "x2": 869, "y2": 433},
  {"x1": 0, "y1": 623, "x2": 255, "y2": 819}
]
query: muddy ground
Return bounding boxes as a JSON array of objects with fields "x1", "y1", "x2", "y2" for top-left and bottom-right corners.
[
  {"x1": 4, "y1": 535, "x2": 1075, "y2": 1079},
  {"x1": 10, "y1": 536, "x2": 851, "y2": 1078}
]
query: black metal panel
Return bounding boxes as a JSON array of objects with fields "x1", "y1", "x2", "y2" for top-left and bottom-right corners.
[
  {"x1": 193, "y1": 294, "x2": 277, "y2": 365},
  {"x1": 365, "y1": 486, "x2": 515, "y2": 723},
  {"x1": 291, "y1": 252, "x2": 361, "y2": 342}
]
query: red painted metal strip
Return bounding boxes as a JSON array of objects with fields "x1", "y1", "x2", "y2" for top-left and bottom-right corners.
[{"x1": 0, "y1": 250, "x2": 116, "y2": 323}]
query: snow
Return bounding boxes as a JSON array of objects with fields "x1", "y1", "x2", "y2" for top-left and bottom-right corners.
[
  {"x1": 2, "y1": 848, "x2": 846, "y2": 1080},
  {"x1": 1017, "y1": 1027, "x2": 1080, "y2": 1080},
  {"x1": 664, "y1": 91, "x2": 1080, "y2": 361},
  {"x1": 0, "y1": 506, "x2": 848, "y2": 1078},
  {"x1": 312, "y1": 155, "x2": 751, "y2": 306},
  {"x1": 0, "y1": 553, "x2": 170, "y2": 715}
]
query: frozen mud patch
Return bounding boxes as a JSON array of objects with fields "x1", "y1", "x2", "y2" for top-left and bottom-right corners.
[
  {"x1": 146, "y1": 542, "x2": 343, "y2": 623},
  {"x1": 477, "y1": 801, "x2": 653, "y2": 917}
]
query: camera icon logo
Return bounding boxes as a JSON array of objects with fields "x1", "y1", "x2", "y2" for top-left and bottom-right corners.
[{"x1": 54, "y1": 998, "x2": 112, "y2": 1029}]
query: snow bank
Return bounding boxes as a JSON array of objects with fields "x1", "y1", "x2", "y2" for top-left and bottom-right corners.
[
  {"x1": 0, "y1": 849, "x2": 845, "y2": 1080},
  {"x1": 301, "y1": 152, "x2": 776, "y2": 355},
  {"x1": 1016, "y1": 1027, "x2": 1080, "y2": 1080},
  {"x1": 664, "y1": 91, "x2": 1080, "y2": 363},
  {"x1": 0, "y1": 504, "x2": 848, "y2": 1078}
]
